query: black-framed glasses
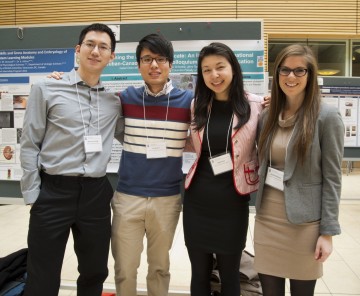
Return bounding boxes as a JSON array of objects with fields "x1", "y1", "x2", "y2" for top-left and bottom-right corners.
[
  {"x1": 81, "y1": 41, "x2": 111, "y2": 53},
  {"x1": 140, "y1": 56, "x2": 168, "y2": 64},
  {"x1": 278, "y1": 67, "x2": 308, "y2": 77}
]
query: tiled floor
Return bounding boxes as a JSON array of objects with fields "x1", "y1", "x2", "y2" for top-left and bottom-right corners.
[{"x1": 1, "y1": 170, "x2": 360, "y2": 296}]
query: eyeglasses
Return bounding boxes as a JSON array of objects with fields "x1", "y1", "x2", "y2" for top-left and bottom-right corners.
[
  {"x1": 81, "y1": 41, "x2": 112, "y2": 53},
  {"x1": 278, "y1": 67, "x2": 308, "y2": 77},
  {"x1": 140, "y1": 56, "x2": 168, "y2": 64}
]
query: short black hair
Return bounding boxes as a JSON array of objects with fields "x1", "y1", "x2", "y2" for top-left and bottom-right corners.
[
  {"x1": 78, "y1": 23, "x2": 116, "y2": 52},
  {"x1": 136, "y1": 33, "x2": 174, "y2": 64}
]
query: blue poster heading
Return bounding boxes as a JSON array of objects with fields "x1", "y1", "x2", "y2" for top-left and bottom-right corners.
[
  {"x1": 0, "y1": 76, "x2": 29, "y2": 84},
  {"x1": 104, "y1": 50, "x2": 264, "y2": 76},
  {"x1": 0, "y1": 48, "x2": 75, "y2": 74}
]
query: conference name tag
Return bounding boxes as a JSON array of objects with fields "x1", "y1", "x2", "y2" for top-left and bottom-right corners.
[
  {"x1": 209, "y1": 152, "x2": 233, "y2": 176},
  {"x1": 265, "y1": 167, "x2": 284, "y2": 191},
  {"x1": 146, "y1": 142, "x2": 167, "y2": 159},
  {"x1": 84, "y1": 135, "x2": 103, "y2": 153}
]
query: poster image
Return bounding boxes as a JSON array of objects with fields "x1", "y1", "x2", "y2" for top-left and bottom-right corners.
[{"x1": 0, "y1": 144, "x2": 15, "y2": 163}]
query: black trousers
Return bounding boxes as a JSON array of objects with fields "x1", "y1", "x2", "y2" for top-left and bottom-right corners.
[
  {"x1": 187, "y1": 247, "x2": 242, "y2": 296},
  {"x1": 23, "y1": 173, "x2": 113, "y2": 296}
]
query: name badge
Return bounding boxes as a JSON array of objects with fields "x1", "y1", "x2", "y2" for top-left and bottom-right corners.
[
  {"x1": 209, "y1": 152, "x2": 233, "y2": 175},
  {"x1": 146, "y1": 142, "x2": 167, "y2": 159},
  {"x1": 84, "y1": 135, "x2": 103, "y2": 153},
  {"x1": 265, "y1": 167, "x2": 284, "y2": 191}
]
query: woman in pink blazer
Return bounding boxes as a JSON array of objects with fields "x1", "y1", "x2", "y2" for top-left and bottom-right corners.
[{"x1": 183, "y1": 42, "x2": 264, "y2": 296}]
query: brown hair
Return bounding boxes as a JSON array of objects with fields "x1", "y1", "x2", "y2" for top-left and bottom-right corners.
[{"x1": 258, "y1": 44, "x2": 320, "y2": 163}]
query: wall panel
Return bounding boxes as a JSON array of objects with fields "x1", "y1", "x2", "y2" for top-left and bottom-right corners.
[
  {"x1": 236, "y1": 0, "x2": 358, "y2": 37},
  {"x1": 11, "y1": 0, "x2": 120, "y2": 25},
  {"x1": 0, "y1": 1, "x2": 359, "y2": 38},
  {"x1": 0, "y1": 0, "x2": 15, "y2": 26},
  {"x1": 358, "y1": 0, "x2": 360, "y2": 36},
  {"x1": 120, "y1": 0, "x2": 236, "y2": 20}
]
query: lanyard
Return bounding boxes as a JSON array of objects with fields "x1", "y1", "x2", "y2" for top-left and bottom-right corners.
[
  {"x1": 74, "y1": 71, "x2": 100, "y2": 136},
  {"x1": 269, "y1": 125, "x2": 295, "y2": 167},
  {"x1": 206, "y1": 99, "x2": 234, "y2": 158},
  {"x1": 142, "y1": 90, "x2": 170, "y2": 142}
]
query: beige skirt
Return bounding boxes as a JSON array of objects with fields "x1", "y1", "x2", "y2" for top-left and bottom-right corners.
[{"x1": 254, "y1": 185, "x2": 322, "y2": 280}]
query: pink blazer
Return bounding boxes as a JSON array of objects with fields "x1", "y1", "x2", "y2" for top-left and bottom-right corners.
[{"x1": 185, "y1": 93, "x2": 263, "y2": 195}]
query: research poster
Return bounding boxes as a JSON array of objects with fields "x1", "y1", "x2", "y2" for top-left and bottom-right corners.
[
  {"x1": 321, "y1": 85, "x2": 360, "y2": 147},
  {"x1": 0, "y1": 39, "x2": 265, "y2": 180}
]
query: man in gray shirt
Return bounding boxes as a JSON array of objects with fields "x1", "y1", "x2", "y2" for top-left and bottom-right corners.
[{"x1": 20, "y1": 23, "x2": 123, "y2": 296}]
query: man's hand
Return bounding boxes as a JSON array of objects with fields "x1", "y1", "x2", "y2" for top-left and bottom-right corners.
[{"x1": 47, "y1": 71, "x2": 64, "y2": 80}]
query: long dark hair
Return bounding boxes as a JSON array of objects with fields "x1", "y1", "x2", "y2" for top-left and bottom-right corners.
[
  {"x1": 193, "y1": 42, "x2": 250, "y2": 131},
  {"x1": 258, "y1": 44, "x2": 320, "y2": 163}
]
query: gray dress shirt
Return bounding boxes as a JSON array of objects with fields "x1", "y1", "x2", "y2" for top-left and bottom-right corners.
[{"x1": 20, "y1": 68, "x2": 124, "y2": 204}]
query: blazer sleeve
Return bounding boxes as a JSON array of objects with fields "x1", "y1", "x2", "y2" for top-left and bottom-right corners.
[{"x1": 319, "y1": 105, "x2": 344, "y2": 235}]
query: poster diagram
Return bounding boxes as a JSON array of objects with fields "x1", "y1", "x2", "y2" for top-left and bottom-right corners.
[{"x1": 321, "y1": 85, "x2": 360, "y2": 147}]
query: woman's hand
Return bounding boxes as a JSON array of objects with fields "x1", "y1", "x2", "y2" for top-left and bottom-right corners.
[
  {"x1": 315, "y1": 235, "x2": 333, "y2": 262},
  {"x1": 262, "y1": 95, "x2": 271, "y2": 108},
  {"x1": 47, "y1": 71, "x2": 64, "y2": 80}
]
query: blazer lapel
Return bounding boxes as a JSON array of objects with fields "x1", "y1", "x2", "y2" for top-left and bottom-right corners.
[{"x1": 284, "y1": 129, "x2": 298, "y2": 180}]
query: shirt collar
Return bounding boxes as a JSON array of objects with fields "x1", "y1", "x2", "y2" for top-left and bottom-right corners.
[
  {"x1": 144, "y1": 79, "x2": 173, "y2": 97},
  {"x1": 69, "y1": 68, "x2": 104, "y2": 90}
]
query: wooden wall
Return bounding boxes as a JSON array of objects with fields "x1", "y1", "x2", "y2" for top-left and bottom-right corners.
[{"x1": 1, "y1": 0, "x2": 359, "y2": 39}]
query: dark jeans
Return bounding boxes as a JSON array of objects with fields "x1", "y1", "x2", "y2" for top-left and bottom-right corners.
[{"x1": 24, "y1": 172, "x2": 113, "y2": 296}]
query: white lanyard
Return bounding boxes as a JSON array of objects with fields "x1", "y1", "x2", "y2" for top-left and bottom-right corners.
[
  {"x1": 74, "y1": 71, "x2": 101, "y2": 136},
  {"x1": 74, "y1": 71, "x2": 102, "y2": 153},
  {"x1": 265, "y1": 125, "x2": 296, "y2": 191},
  {"x1": 268, "y1": 125, "x2": 295, "y2": 167},
  {"x1": 206, "y1": 100, "x2": 234, "y2": 175},
  {"x1": 206, "y1": 100, "x2": 234, "y2": 158},
  {"x1": 142, "y1": 90, "x2": 170, "y2": 158}
]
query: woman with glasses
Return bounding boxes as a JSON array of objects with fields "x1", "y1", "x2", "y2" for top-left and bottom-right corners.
[{"x1": 254, "y1": 44, "x2": 344, "y2": 295}]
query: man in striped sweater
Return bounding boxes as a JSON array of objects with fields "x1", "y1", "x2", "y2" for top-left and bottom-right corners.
[{"x1": 111, "y1": 33, "x2": 193, "y2": 296}]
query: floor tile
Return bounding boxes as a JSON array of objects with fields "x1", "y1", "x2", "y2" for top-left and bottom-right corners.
[
  {"x1": 1, "y1": 170, "x2": 360, "y2": 295},
  {"x1": 323, "y1": 260, "x2": 360, "y2": 294}
]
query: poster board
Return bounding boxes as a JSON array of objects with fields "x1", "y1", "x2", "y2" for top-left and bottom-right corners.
[
  {"x1": 320, "y1": 77, "x2": 360, "y2": 148},
  {"x1": 0, "y1": 20, "x2": 264, "y2": 201}
]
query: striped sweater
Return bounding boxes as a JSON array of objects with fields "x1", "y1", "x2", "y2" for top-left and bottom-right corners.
[{"x1": 116, "y1": 85, "x2": 193, "y2": 197}]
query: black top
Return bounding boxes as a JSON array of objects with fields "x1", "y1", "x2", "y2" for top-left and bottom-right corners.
[{"x1": 183, "y1": 99, "x2": 249, "y2": 254}]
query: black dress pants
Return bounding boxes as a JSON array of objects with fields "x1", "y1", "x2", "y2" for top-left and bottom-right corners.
[
  {"x1": 187, "y1": 247, "x2": 242, "y2": 296},
  {"x1": 23, "y1": 173, "x2": 113, "y2": 296}
]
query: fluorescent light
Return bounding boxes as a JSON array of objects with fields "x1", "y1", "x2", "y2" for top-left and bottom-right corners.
[{"x1": 318, "y1": 69, "x2": 340, "y2": 76}]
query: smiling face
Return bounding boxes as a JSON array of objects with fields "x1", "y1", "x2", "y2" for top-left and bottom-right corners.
[
  {"x1": 138, "y1": 48, "x2": 172, "y2": 94},
  {"x1": 201, "y1": 54, "x2": 233, "y2": 101},
  {"x1": 279, "y1": 55, "x2": 308, "y2": 104},
  {"x1": 75, "y1": 30, "x2": 115, "y2": 76}
]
